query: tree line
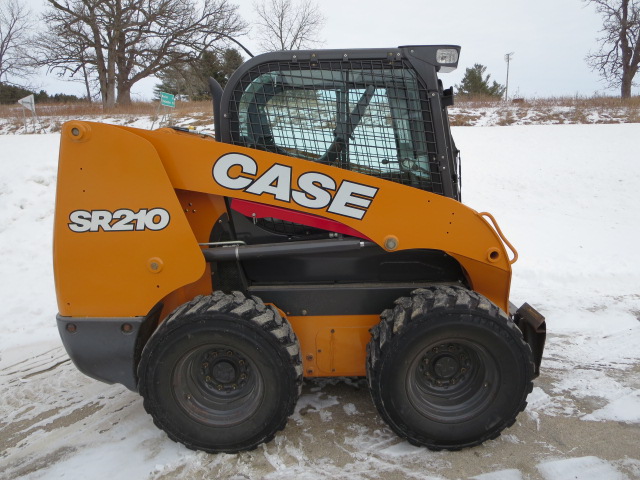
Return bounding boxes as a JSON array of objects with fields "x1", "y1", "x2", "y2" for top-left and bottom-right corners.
[
  {"x1": 1, "y1": 0, "x2": 639, "y2": 106},
  {"x1": 0, "y1": 82, "x2": 83, "y2": 104},
  {"x1": 0, "y1": 0, "x2": 325, "y2": 106}
]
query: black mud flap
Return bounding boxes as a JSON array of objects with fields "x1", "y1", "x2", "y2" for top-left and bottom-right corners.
[
  {"x1": 56, "y1": 303, "x2": 161, "y2": 391},
  {"x1": 510, "y1": 302, "x2": 546, "y2": 378}
]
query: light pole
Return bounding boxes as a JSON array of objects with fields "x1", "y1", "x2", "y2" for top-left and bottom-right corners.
[{"x1": 504, "y1": 52, "x2": 514, "y2": 101}]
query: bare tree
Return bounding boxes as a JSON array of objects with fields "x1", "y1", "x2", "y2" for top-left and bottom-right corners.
[
  {"x1": 34, "y1": 0, "x2": 247, "y2": 107},
  {"x1": 0, "y1": 0, "x2": 33, "y2": 84},
  {"x1": 31, "y1": 19, "x2": 97, "y2": 102},
  {"x1": 253, "y1": 0, "x2": 325, "y2": 51},
  {"x1": 585, "y1": 0, "x2": 640, "y2": 98}
]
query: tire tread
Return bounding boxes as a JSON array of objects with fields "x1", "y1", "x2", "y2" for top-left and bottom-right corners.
[
  {"x1": 366, "y1": 285, "x2": 535, "y2": 450},
  {"x1": 138, "y1": 291, "x2": 303, "y2": 453}
]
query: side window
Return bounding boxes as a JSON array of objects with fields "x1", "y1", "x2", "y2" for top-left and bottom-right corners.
[
  {"x1": 267, "y1": 89, "x2": 337, "y2": 160},
  {"x1": 348, "y1": 88, "x2": 398, "y2": 175}
]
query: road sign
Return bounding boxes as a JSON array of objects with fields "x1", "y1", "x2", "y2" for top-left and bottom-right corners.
[
  {"x1": 159, "y1": 92, "x2": 175, "y2": 108},
  {"x1": 18, "y1": 94, "x2": 36, "y2": 113}
]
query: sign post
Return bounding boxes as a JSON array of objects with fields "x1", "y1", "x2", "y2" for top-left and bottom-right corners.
[
  {"x1": 153, "y1": 92, "x2": 176, "y2": 128},
  {"x1": 18, "y1": 94, "x2": 36, "y2": 113},
  {"x1": 17, "y1": 94, "x2": 43, "y2": 133},
  {"x1": 159, "y1": 92, "x2": 176, "y2": 108}
]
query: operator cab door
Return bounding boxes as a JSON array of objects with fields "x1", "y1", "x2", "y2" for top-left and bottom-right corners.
[
  {"x1": 210, "y1": 51, "x2": 466, "y2": 306},
  {"x1": 227, "y1": 61, "x2": 446, "y2": 196}
]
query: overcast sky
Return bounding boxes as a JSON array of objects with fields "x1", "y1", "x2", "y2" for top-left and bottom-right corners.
[{"x1": 24, "y1": 0, "x2": 634, "y2": 100}]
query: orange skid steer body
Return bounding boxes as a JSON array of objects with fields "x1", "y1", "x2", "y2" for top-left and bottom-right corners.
[{"x1": 53, "y1": 45, "x2": 546, "y2": 453}]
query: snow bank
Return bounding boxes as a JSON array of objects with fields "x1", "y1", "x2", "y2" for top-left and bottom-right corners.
[{"x1": 0, "y1": 134, "x2": 60, "y2": 355}]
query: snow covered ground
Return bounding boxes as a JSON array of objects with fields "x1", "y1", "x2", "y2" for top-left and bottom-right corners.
[
  {"x1": 1, "y1": 124, "x2": 639, "y2": 479},
  {"x1": 448, "y1": 104, "x2": 640, "y2": 127}
]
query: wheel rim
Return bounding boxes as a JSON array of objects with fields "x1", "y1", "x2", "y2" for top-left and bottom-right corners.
[
  {"x1": 406, "y1": 339, "x2": 500, "y2": 423},
  {"x1": 173, "y1": 344, "x2": 264, "y2": 427}
]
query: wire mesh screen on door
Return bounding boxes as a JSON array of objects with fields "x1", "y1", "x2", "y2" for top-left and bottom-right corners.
[{"x1": 227, "y1": 59, "x2": 444, "y2": 195}]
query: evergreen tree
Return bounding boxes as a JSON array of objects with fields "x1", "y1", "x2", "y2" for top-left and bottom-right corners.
[
  {"x1": 0, "y1": 83, "x2": 81, "y2": 104},
  {"x1": 155, "y1": 48, "x2": 244, "y2": 101},
  {"x1": 0, "y1": 83, "x2": 32, "y2": 104},
  {"x1": 456, "y1": 64, "x2": 505, "y2": 98}
]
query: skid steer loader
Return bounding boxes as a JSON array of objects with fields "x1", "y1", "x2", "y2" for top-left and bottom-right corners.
[{"x1": 53, "y1": 45, "x2": 546, "y2": 453}]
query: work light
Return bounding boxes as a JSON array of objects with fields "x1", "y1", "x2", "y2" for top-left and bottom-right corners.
[{"x1": 436, "y1": 48, "x2": 459, "y2": 65}]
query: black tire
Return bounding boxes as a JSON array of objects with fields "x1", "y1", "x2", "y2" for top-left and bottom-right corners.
[
  {"x1": 366, "y1": 285, "x2": 534, "y2": 450},
  {"x1": 138, "y1": 291, "x2": 303, "y2": 453}
]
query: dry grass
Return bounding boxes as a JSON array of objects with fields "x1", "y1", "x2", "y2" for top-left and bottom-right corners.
[
  {"x1": 449, "y1": 94, "x2": 640, "y2": 126},
  {"x1": 454, "y1": 94, "x2": 640, "y2": 109},
  {"x1": 0, "y1": 99, "x2": 215, "y2": 134},
  {"x1": 3, "y1": 95, "x2": 638, "y2": 118},
  {"x1": 0, "y1": 100, "x2": 213, "y2": 119},
  {"x1": 2, "y1": 95, "x2": 640, "y2": 130}
]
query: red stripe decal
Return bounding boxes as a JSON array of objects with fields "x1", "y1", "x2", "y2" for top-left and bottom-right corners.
[{"x1": 230, "y1": 199, "x2": 371, "y2": 241}]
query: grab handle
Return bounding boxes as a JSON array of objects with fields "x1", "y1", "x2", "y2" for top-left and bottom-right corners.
[{"x1": 479, "y1": 212, "x2": 519, "y2": 265}]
